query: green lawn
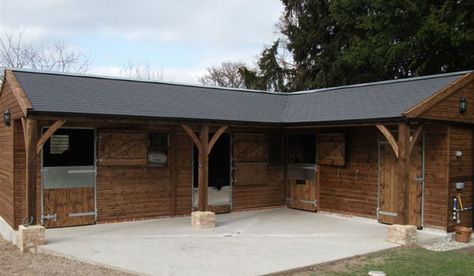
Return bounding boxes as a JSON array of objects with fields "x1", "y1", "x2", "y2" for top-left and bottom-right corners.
[{"x1": 288, "y1": 247, "x2": 474, "y2": 276}]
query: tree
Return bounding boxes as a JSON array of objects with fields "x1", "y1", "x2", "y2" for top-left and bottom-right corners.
[
  {"x1": 239, "y1": 40, "x2": 290, "y2": 92},
  {"x1": 198, "y1": 61, "x2": 247, "y2": 88},
  {"x1": 0, "y1": 30, "x2": 90, "y2": 74},
  {"x1": 119, "y1": 60, "x2": 168, "y2": 81},
  {"x1": 241, "y1": 0, "x2": 474, "y2": 91}
]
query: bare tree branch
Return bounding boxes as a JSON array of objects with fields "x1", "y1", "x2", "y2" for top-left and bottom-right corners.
[
  {"x1": 198, "y1": 61, "x2": 247, "y2": 88},
  {"x1": 119, "y1": 60, "x2": 167, "y2": 81},
  {"x1": 0, "y1": 29, "x2": 90, "y2": 74}
]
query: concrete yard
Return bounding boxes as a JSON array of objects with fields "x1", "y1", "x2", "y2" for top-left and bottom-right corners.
[{"x1": 40, "y1": 208, "x2": 441, "y2": 276}]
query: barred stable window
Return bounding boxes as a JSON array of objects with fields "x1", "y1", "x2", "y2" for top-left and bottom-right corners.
[
  {"x1": 148, "y1": 133, "x2": 168, "y2": 167},
  {"x1": 268, "y1": 135, "x2": 283, "y2": 165}
]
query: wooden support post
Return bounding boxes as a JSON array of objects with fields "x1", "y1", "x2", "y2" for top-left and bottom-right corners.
[
  {"x1": 198, "y1": 125, "x2": 209, "y2": 211},
  {"x1": 181, "y1": 124, "x2": 228, "y2": 212},
  {"x1": 25, "y1": 119, "x2": 38, "y2": 224},
  {"x1": 397, "y1": 122, "x2": 410, "y2": 225}
]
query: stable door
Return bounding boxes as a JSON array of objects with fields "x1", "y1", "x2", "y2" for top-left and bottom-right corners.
[
  {"x1": 41, "y1": 129, "x2": 96, "y2": 228},
  {"x1": 378, "y1": 133, "x2": 424, "y2": 227}
]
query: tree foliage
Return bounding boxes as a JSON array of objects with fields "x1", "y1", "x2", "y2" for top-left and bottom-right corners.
[{"x1": 238, "y1": 0, "x2": 474, "y2": 91}]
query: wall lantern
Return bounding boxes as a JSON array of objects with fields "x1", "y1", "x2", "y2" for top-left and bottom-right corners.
[
  {"x1": 459, "y1": 97, "x2": 467, "y2": 114},
  {"x1": 3, "y1": 110, "x2": 11, "y2": 127}
]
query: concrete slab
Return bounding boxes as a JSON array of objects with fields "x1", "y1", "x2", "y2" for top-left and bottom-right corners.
[{"x1": 40, "y1": 208, "x2": 441, "y2": 276}]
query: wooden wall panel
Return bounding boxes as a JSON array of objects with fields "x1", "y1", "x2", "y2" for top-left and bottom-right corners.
[
  {"x1": 174, "y1": 130, "x2": 193, "y2": 215},
  {"x1": 13, "y1": 121, "x2": 26, "y2": 228},
  {"x1": 423, "y1": 125, "x2": 449, "y2": 229},
  {"x1": 232, "y1": 133, "x2": 286, "y2": 210},
  {"x1": 0, "y1": 79, "x2": 24, "y2": 228},
  {"x1": 447, "y1": 126, "x2": 473, "y2": 231},
  {"x1": 420, "y1": 80, "x2": 474, "y2": 124},
  {"x1": 318, "y1": 127, "x2": 379, "y2": 218}
]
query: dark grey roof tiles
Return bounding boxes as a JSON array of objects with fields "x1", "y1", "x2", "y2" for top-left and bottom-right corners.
[{"x1": 10, "y1": 69, "x2": 469, "y2": 124}]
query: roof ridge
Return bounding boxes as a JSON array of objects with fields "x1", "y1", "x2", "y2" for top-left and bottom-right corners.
[
  {"x1": 11, "y1": 67, "x2": 471, "y2": 96},
  {"x1": 291, "y1": 70, "x2": 473, "y2": 95}
]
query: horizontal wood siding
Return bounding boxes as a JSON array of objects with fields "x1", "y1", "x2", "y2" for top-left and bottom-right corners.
[
  {"x1": 447, "y1": 126, "x2": 473, "y2": 231},
  {"x1": 420, "y1": 80, "x2": 474, "y2": 124},
  {"x1": 423, "y1": 125, "x2": 449, "y2": 229},
  {"x1": 0, "y1": 80, "x2": 24, "y2": 228},
  {"x1": 318, "y1": 127, "x2": 378, "y2": 218},
  {"x1": 13, "y1": 121, "x2": 26, "y2": 228},
  {"x1": 232, "y1": 133, "x2": 286, "y2": 210}
]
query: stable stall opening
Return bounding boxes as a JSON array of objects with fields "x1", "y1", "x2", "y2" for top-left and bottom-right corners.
[
  {"x1": 193, "y1": 133, "x2": 231, "y2": 210},
  {"x1": 41, "y1": 128, "x2": 96, "y2": 227}
]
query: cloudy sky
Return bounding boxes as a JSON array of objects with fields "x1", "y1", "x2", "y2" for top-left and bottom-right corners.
[{"x1": 0, "y1": 0, "x2": 283, "y2": 83}]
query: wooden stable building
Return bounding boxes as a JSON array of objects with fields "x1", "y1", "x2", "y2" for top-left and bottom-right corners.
[{"x1": 0, "y1": 69, "x2": 473, "y2": 232}]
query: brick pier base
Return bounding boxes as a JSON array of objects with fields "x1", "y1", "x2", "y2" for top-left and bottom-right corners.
[
  {"x1": 17, "y1": 225, "x2": 45, "y2": 253},
  {"x1": 191, "y1": 211, "x2": 216, "y2": 229},
  {"x1": 387, "y1": 224, "x2": 417, "y2": 245}
]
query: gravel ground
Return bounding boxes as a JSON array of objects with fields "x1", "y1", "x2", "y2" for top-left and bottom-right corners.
[
  {"x1": 420, "y1": 232, "x2": 474, "y2": 252},
  {"x1": 0, "y1": 239, "x2": 134, "y2": 276}
]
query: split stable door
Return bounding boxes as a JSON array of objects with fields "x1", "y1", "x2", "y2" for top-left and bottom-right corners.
[
  {"x1": 378, "y1": 131, "x2": 424, "y2": 227},
  {"x1": 41, "y1": 128, "x2": 96, "y2": 228}
]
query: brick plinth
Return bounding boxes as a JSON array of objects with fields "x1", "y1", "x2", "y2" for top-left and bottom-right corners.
[
  {"x1": 17, "y1": 225, "x2": 45, "y2": 253},
  {"x1": 387, "y1": 224, "x2": 417, "y2": 245},
  {"x1": 191, "y1": 211, "x2": 216, "y2": 229}
]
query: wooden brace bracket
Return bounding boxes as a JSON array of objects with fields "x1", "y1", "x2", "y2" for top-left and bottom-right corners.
[
  {"x1": 376, "y1": 124, "x2": 399, "y2": 158},
  {"x1": 36, "y1": 120, "x2": 66, "y2": 154}
]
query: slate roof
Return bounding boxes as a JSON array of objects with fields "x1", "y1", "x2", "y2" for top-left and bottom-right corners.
[{"x1": 10, "y1": 69, "x2": 470, "y2": 124}]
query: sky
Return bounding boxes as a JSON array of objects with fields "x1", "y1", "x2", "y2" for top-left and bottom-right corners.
[{"x1": 0, "y1": 0, "x2": 284, "y2": 83}]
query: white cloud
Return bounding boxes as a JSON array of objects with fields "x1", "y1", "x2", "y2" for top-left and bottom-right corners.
[{"x1": 1, "y1": 0, "x2": 283, "y2": 80}]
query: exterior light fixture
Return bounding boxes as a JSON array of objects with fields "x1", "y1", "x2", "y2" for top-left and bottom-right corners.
[
  {"x1": 3, "y1": 110, "x2": 11, "y2": 127},
  {"x1": 459, "y1": 97, "x2": 467, "y2": 114}
]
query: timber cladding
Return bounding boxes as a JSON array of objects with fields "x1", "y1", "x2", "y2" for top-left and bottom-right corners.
[
  {"x1": 96, "y1": 128, "x2": 193, "y2": 222},
  {"x1": 0, "y1": 79, "x2": 25, "y2": 227},
  {"x1": 318, "y1": 127, "x2": 379, "y2": 218},
  {"x1": 419, "y1": 79, "x2": 474, "y2": 124},
  {"x1": 447, "y1": 126, "x2": 473, "y2": 230},
  {"x1": 231, "y1": 133, "x2": 286, "y2": 210}
]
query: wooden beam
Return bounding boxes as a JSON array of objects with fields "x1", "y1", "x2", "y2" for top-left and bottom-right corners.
[
  {"x1": 4, "y1": 70, "x2": 33, "y2": 116},
  {"x1": 36, "y1": 120, "x2": 66, "y2": 154},
  {"x1": 181, "y1": 124, "x2": 203, "y2": 152},
  {"x1": 408, "y1": 124, "x2": 423, "y2": 157},
  {"x1": 25, "y1": 119, "x2": 38, "y2": 224},
  {"x1": 376, "y1": 124, "x2": 399, "y2": 158},
  {"x1": 198, "y1": 125, "x2": 209, "y2": 211},
  {"x1": 404, "y1": 72, "x2": 474, "y2": 118},
  {"x1": 208, "y1": 126, "x2": 228, "y2": 154},
  {"x1": 397, "y1": 123, "x2": 410, "y2": 225}
]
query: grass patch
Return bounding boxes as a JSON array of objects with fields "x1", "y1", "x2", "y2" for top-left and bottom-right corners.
[{"x1": 286, "y1": 247, "x2": 474, "y2": 276}]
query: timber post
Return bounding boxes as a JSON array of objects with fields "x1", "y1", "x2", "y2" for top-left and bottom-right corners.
[
  {"x1": 181, "y1": 124, "x2": 228, "y2": 212},
  {"x1": 397, "y1": 122, "x2": 410, "y2": 225},
  {"x1": 198, "y1": 125, "x2": 209, "y2": 211},
  {"x1": 25, "y1": 118, "x2": 38, "y2": 224}
]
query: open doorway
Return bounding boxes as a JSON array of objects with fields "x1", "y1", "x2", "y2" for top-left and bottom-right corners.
[{"x1": 193, "y1": 133, "x2": 232, "y2": 212}]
